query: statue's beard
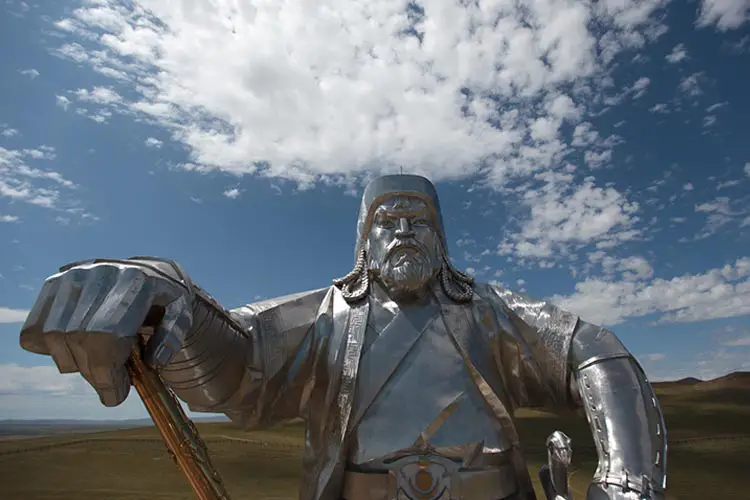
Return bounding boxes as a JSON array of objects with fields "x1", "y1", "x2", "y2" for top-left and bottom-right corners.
[{"x1": 376, "y1": 245, "x2": 434, "y2": 297}]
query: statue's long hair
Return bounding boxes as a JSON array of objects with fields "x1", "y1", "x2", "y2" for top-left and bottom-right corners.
[{"x1": 332, "y1": 244, "x2": 474, "y2": 303}]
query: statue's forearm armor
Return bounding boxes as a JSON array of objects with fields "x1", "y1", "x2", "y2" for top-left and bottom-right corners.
[
  {"x1": 568, "y1": 322, "x2": 668, "y2": 498},
  {"x1": 160, "y1": 285, "x2": 251, "y2": 411},
  {"x1": 127, "y1": 257, "x2": 253, "y2": 412}
]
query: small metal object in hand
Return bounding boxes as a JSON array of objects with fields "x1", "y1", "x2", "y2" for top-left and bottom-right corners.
[{"x1": 539, "y1": 430, "x2": 573, "y2": 500}]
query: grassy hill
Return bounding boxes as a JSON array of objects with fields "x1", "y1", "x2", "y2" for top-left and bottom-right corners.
[{"x1": 1, "y1": 373, "x2": 747, "y2": 500}]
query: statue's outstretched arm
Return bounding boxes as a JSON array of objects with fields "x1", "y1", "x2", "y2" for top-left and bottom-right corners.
[
  {"x1": 105, "y1": 257, "x2": 328, "y2": 427},
  {"x1": 487, "y1": 284, "x2": 667, "y2": 500}
]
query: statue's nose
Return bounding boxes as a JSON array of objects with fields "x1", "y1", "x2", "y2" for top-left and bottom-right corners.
[{"x1": 395, "y1": 218, "x2": 414, "y2": 237}]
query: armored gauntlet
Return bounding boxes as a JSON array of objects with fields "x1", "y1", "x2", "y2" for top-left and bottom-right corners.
[{"x1": 569, "y1": 323, "x2": 667, "y2": 499}]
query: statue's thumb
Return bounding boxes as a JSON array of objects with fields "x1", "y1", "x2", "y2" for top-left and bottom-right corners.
[{"x1": 143, "y1": 295, "x2": 193, "y2": 368}]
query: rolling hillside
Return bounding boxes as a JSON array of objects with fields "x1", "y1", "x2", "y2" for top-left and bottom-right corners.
[{"x1": 1, "y1": 372, "x2": 747, "y2": 500}]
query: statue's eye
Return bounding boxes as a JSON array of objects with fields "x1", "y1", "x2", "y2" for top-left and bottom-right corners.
[
  {"x1": 413, "y1": 217, "x2": 430, "y2": 227},
  {"x1": 375, "y1": 214, "x2": 394, "y2": 228}
]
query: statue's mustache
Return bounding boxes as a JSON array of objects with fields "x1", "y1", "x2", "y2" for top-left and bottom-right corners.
[{"x1": 385, "y1": 240, "x2": 428, "y2": 261}]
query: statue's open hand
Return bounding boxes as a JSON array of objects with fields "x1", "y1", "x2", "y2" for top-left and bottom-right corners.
[{"x1": 19, "y1": 261, "x2": 194, "y2": 407}]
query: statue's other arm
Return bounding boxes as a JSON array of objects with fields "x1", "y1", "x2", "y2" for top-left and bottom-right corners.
[{"x1": 486, "y1": 284, "x2": 667, "y2": 500}]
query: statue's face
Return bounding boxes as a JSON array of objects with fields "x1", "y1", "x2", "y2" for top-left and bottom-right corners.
[{"x1": 366, "y1": 195, "x2": 442, "y2": 301}]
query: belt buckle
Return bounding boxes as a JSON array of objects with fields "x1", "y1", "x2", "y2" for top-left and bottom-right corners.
[{"x1": 387, "y1": 454, "x2": 460, "y2": 500}]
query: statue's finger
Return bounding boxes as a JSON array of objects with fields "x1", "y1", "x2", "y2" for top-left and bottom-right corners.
[
  {"x1": 42, "y1": 268, "x2": 87, "y2": 334},
  {"x1": 65, "y1": 263, "x2": 121, "y2": 333},
  {"x1": 65, "y1": 330, "x2": 135, "y2": 407},
  {"x1": 38, "y1": 270, "x2": 87, "y2": 372},
  {"x1": 19, "y1": 278, "x2": 62, "y2": 355},
  {"x1": 85, "y1": 266, "x2": 154, "y2": 335},
  {"x1": 46, "y1": 331, "x2": 80, "y2": 373}
]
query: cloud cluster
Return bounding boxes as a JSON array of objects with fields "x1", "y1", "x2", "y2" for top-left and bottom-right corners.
[
  {"x1": 665, "y1": 43, "x2": 689, "y2": 63},
  {"x1": 691, "y1": 194, "x2": 750, "y2": 240},
  {"x1": 49, "y1": 1, "x2": 750, "y2": 269},
  {"x1": 0, "y1": 144, "x2": 73, "y2": 209},
  {"x1": 0, "y1": 306, "x2": 29, "y2": 323},
  {"x1": 552, "y1": 257, "x2": 750, "y2": 325},
  {"x1": 0, "y1": 131, "x2": 97, "y2": 220},
  {"x1": 49, "y1": 0, "x2": 674, "y2": 189},
  {"x1": 697, "y1": 0, "x2": 750, "y2": 31},
  {"x1": 498, "y1": 171, "x2": 640, "y2": 263},
  {"x1": 0, "y1": 363, "x2": 88, "y2": 396}
]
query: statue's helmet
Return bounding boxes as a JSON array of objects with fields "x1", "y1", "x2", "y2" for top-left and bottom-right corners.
[
  {"x1": 353, "y1": 174, "x2": 447, "y2": 260},
  {"x1": 334, "y1": 174, "x2": 473, "y2": 303}
]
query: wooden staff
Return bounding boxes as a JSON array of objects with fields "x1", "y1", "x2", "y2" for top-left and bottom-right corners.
[{"x1": 126, "y1": 328, "x2": 233, "y2": 500}]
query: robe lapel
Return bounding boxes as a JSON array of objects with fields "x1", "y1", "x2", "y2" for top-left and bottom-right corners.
[
  {"x1": 346, "y1": 303, "x2": 436, "y2": 436},
  {"x1": 437, "y1": 292, "x2": 538, "y2": 500},
  {"x1": 314, "y1": 289, "x2": 370, "y2": 500}
]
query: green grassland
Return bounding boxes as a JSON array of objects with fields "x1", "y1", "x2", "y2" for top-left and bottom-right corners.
[{"x1": 1, "y1": 375, "x2": 748, "y2": 500}]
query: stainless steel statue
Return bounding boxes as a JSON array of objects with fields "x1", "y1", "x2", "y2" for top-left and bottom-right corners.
[{"x1": 19, "y1": 175, "x2": 667, "y2": 500}]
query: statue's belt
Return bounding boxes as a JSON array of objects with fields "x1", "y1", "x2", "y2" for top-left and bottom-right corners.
[{"x1": 343, "y1": 454, "x2": 518, "y2": 500}]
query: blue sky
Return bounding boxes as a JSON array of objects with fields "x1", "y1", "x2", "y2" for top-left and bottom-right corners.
[{"x1": 1, "y1": 0, "x2": 749, "y2": 420}]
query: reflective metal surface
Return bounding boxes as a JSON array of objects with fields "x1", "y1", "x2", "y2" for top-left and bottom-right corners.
[
  {"x1": 19, "y1": 174, "x2": 667, "y2": 500},
  {"x1": 539, "y1": 431, "x2": 573, "y2": 500}
]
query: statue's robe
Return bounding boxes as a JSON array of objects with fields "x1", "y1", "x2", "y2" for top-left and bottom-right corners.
[{"x1": 221, "y1": 282, "x2": 585, "y2": 500}]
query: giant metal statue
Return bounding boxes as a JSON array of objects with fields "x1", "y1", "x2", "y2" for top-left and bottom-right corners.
[{"x1": 19, "y1": 175, "x2": 667, "y2": 500}]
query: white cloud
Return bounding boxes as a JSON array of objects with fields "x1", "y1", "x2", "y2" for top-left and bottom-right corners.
[
  {"x1": 630, "y1": 76, "x2": 651, "y2": 99},
  {"x1": 1, "y1": 126, "x2": 19, "y2": 138},
  {"x1": 0, "y1": 306, "x2": 29, "y2": 323},
  {"x1": 0, "y1": 144, "x2": 80, "y2": 210},
  {"x1": 684, "y1": 183, "x2": 694, "y2": 191},
  {"x1": 645, "y1": 353, "x2": 666, "y2": 362},
  {"x1": 745, "y1": 162, "x2": 750, "y2": 177},
  {"x1": 552, "y1": 257, "x2": 750, "y2": 326},
  {"x1": 586, "y1": 253, "x2": 654, "y2": 282},
  {"x1": 717, "y1": 179, "x2": 741, "y2": 189},
  {"x1": 499, "y1": 172, "x2": 640, "y2": 262},
  {"x1": 0, "y1": 214, "x2": 20, "y2": 222},
  {"x1": 73, "y1": 86, "x2": 123, "y2": 105},
  {"x1": 223, "y1": 187, "x2": 241, "y2": 199},
  {"x1": 18, "y1": 68, "x2": 40, "y2": 79},
  {"x1": 665, "y1": 43, "x2": 688, "y2": 63},
  {"x1": 697, "y1": 0, "x2": 750, "y2": 31},
  {"x1": 55, "y1": 95, "x2": 71, "y2": 111},
  {"x1": 678, "y1": 72, "x2": 704, "y2": 98},
  {"x1": 721, "y1": 335, "x2": 750, "y2": 347},
  {"x1": 728, "y1": 34, "x2": 750, "y2": 53},
  {"x1": 0, "y1": 364, "x2": 87, "y2": 396},
  {"x1": 75, "y1": 107, "x2": 113, "y2": 124},
  {"x1": 693, "y1": 196, "x2": 748, "y2": 239},
  {"x1": 46, "y1": 0, "x2": 671, "y2": 189},
  {"x1": 145, "y1": 137, "x2": 163, "y2": 149}
]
